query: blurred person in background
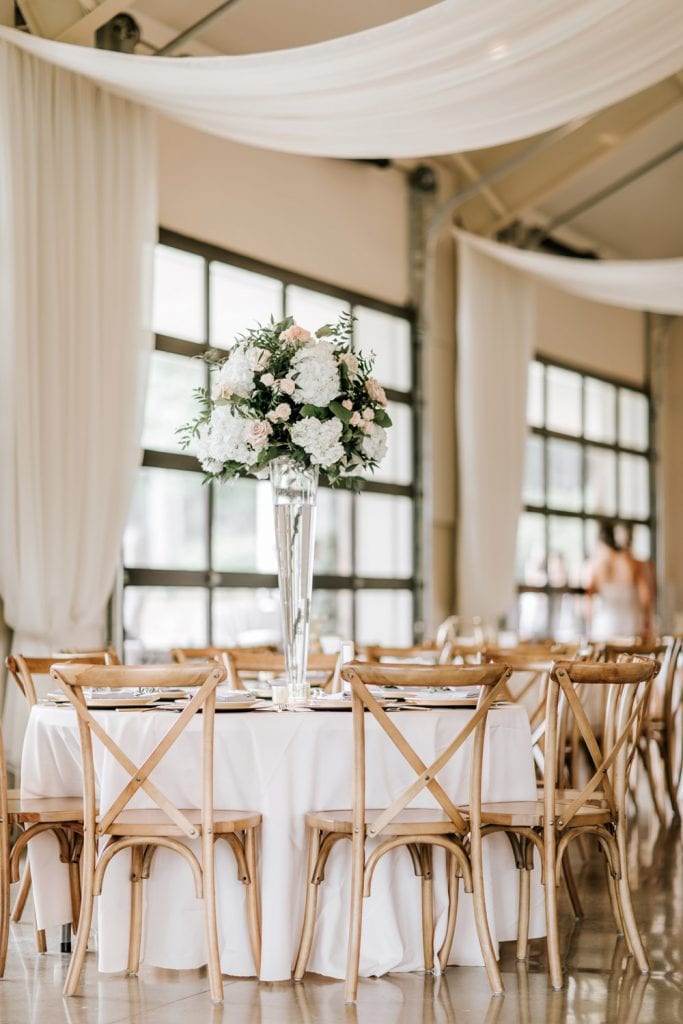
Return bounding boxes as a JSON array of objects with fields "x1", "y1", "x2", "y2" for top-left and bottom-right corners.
[{"x1": 584, "y1": 520, "x2": 654, "y2": 640}]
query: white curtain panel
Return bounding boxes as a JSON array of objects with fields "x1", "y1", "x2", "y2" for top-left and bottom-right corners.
[
  {"x1": 1, "y1": 0, "x2": 683, "y2": 158},
  {"x1": 454, "y1": 230, "x2": 683, "y2": 315},
  {"x1": 456, "y1": 242, "x2": 536, "y2": 623},
  {"x1": 0, "y1": 42, "x2": 156, "y2": 767}
]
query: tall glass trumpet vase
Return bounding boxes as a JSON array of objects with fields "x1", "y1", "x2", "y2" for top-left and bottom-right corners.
[{"x1": 269, "y1": 456, "x2": 318, "y2": 705}]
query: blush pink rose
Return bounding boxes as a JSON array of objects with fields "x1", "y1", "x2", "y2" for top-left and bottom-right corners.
[
  {"x1": 248, "y1": 347, "x2": 271, "y2": 371},
  {"x1": 362, "y1": 408, "x2": 375, "y2": 421},
  {"x1": 279, "y1": 325, "x2": 312, "y2": 345},
  {"x1": 350, "y1": 411, "x2": 362, "y2": 426},
  {"x1": 278, "y1": 378, "x2": 296, "y2": 396},
  {"x1": 248, "y1": 420, "x2": 272, "y2": 449},
  {"x1": 365, "y1": 378, "x2": 387, "y2": 406},
  {"x1": 260, "y1": 372, "x2": 275, "y2": 387},
  {"x1": 341, "y1": 399, "x2": 353, "y2": 410}
]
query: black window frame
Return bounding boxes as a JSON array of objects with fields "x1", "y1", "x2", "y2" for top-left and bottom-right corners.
[{"x1": 120, "y1": 228, "x2": 422, "y2": 650}]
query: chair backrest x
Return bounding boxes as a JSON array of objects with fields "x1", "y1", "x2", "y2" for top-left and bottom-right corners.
[
  {"x1": 342, "y1": 662, "x2": 512, "y2": 839},
  {"x1": 544, "y1": 659, "x2": 658, "y2": 829},
  {"x1": 51, "y1": 663, "x2": 226, "y2": 841},
  {"x1": 6, "y1": 650, "x2": 118, "y2": 708}
]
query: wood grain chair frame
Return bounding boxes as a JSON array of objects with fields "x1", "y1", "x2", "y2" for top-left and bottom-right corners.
[
  {"x1": 480, "y1": 658, "x2": 657, "y2": 991},
  {"x1": 170, "y1": 645, "x2": 276, "y2": 665},
  {"x1": 293, "y1": 661, "x2": 512, "y2": 1002},
  {"x1": 221, "y1": 649, "x2": 341, "y2": 693},
  {"x1": 596, "y1": 640, "x2": 673, "y2": 822},
  {"x1": 51, "y1": 662, "x2": 262, "y2": 1003},
  {"x1": 4, "y1": 651, "x2": 114, "y2": 952},
  {"x1": 0, "y1": 723, "x2": 10, "y2": 976}
]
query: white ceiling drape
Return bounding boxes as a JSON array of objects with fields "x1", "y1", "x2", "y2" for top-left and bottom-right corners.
[
  {"x1": 1, "y1": 0, "x2": 683, "y2": 158},
  {"x1": 453, "y1": 230, "x2": 683, "y2": 315}
]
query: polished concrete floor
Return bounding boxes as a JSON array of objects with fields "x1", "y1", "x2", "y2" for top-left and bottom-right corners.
[{"x1": 1, "y1": 811, "x2": 681, "y2": 1023}]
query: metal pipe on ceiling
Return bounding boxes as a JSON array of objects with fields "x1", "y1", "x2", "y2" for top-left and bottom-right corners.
[
  {"x1": 528, "y1": 137, "x2": 683, "y2": 248},
  {"x1": 154, "y1": 0, "x2": 243, "y2": 56}
]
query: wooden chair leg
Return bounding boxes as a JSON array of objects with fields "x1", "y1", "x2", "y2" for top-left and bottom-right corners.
[
  {"x1": 35, "y1": 920, "x2": 47, "y2": 953},
  {"x1": 614, "y1": 831, "x2": 649, "y2": 974},
  {"x1": 202, "y1": 830, "x2": 224, "y2": 1003},
  {"x1": 469, "y1": 828, "x2": 504, "y2": 995},
  {"x1": 244, "y1": 828, "x2": 261, "y2": 976},
  {"x1": 294, "y1": 827, "x2": 322, "y2": 982},
  {"x1": 516, "y1": 865, "x2": 531, "y2": 961},
  {"x1": 640, "y1": 741, "x2": 667, "y2": 826},
  {"x1": 543, "y1": 835, "x2": 563, "y2": 991},
  {"x1": 11, "y1": 860, "x2": 31, "y2": 923},
  {"x1": 63, "y1": 841, "x2": 96, "y2": 998},
  {"x1": 127, "y1": 846, "x2": 144, "y2": 976},
  {"x1": 344, "y1": 832, "x2": 365, "y2": 1003},
  {"x1": 437, "y1": 853, "x2": 459, "y2": 971},
  {"x1": 0, "y1": 817, "x2": 10, "y2": 976},
  {"x1": 605, "y1": 863, "x2": 625, "y2": 939},
  {"x1": 420, "y1": 845, "x2": 435, "y2": 973}
]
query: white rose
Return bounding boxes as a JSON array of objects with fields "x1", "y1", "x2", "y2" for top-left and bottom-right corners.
[{"x1": 260, "y1": 372, "x2": 275, "y2": 387}]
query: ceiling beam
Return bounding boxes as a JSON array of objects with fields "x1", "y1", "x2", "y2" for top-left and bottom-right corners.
[
  {"x1": 452, "y1": 153, "x2": 508, "y2": 219},
  {"x1": 483, "y1": 86, "x2": 683, "y2": 237},
  {"x1": 154, "y1": 0, "x2": 242, "y2": 56}
]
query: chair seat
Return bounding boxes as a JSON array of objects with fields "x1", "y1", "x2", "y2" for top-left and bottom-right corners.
[
  {"x1": 8, "y1": 796, "x2": 85, "y2": 824},
  {"x1": 305, "y1": 807, "x2": 460, "y2": 835},
  {"x1": 481, "y1": 799, "x2": 611, "y2": 828},
  {"x1": 536, "y1": 787, "x2": 608, "y2": 807},
  {"x1": 105, "y1": 807, "x2": 261, "y2": 837}
]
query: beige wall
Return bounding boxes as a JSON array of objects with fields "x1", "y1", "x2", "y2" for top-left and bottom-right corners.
[
  {"x1": 659, "y1": 317, "x2": 683, "y2": 630},
  {"x1": 535, "y1": 282, "x2": 645, "y2": 385},
  {"x1": 157, "y1": 117, "x2": 410, "y2": 306}
]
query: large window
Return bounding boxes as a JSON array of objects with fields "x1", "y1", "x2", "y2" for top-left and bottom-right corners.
[
  {"x1": 121, "y1": 231, "x2": 419, "y2": 659},
  {"x1": 516, "y1": 356, "x2": 653, "y2": 639}
]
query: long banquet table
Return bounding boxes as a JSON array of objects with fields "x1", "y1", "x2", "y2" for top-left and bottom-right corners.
[{"x1": 22, "y1": 702, "x2": 545, "y2": 981}]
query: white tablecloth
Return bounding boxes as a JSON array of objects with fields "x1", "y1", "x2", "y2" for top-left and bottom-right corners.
[{"x1": 21, "y1": 703, "x2": 544, "y2": 981}]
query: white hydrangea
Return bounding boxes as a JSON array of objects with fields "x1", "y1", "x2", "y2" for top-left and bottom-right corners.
[
  {"x1": 361, "y1": 423, "x2": 388, "y2": 464},
  {"x1": 290, "y1": 417, "x2": 345, "y2": 467},
  {"x1": 196, "y1": 407, "x2": 260, "y2": 469},
  {"x1": 291, "y1": 340, "x2": 340, "y2": 407},
  {"x1": 217, "y1": 346, "x2": 256, "y2": 399}
]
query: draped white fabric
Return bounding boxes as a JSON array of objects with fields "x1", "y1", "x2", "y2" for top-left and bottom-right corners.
[
  {"x1": 454, "y1": 229, "x2": 683, "y2": 625},
  {"x1": 454, "y1": 230, "x2": 683, "y2": 315},
  {"x1": 0, "y1": 42, "x2": 156, "y2": 768},
  {"x1": 1, "y1": 0, "x2": 683, "y2": 158},
  {"x1": 456, "y1": 243, "x2": 536, "y2": 623}
]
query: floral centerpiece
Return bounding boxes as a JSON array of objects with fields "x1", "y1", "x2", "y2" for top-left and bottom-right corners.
[
  {"x1": 180, "y1": 312, "x2": 391, "y2": 488},
  {"x1": 180, "y1": 313, "x2": 391, "y2": 704}
]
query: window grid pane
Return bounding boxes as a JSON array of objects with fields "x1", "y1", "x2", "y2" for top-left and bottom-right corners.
[{"x1": 125, "y1": 237, "x2": 417, "y2": 657}]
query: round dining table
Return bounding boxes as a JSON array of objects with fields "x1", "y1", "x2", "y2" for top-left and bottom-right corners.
[{"x1": 21, "y1": 700, "x2": 545, "y2": 981}]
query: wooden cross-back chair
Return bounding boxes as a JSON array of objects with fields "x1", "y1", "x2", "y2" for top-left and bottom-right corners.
[
  {"x1": 4, "y1": 650, "x2": 117, "y2": 952},
  {"x1": 361, "y1": 643, "x2": 443, "y2": 664},
  {"x1": 221, "y1": 649, "x2": 342, "y2": 693},
  {"x1": 596, "y1": 639, "x2": 675, "y2": 821},
  {"x1": 51, "y1": 662, "x2": 262, "y2": 1003},
  {"x1": 293, "y1": 661, "x2": 513, "y2": 1002},
  {"x1": 479, "y1": 658, "x2": 658, "y2": 991},
  {"x1": 170, "y1": 645, "x2": 276, "y2": 664}
]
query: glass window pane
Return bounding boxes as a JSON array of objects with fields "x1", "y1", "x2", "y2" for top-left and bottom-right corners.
[
  {"x1": 585, "y1": 378, "x2": 616, "y2": 443},
  {"x1": 142, "y1": 351, "x2": 205, "y2": 454},
  {"x1": 311, "y1": 590, "x2": 353, "y2": 644},
  {"x1": 619, "y1": 390, "x2": 649, "y2": 451},
  {"x1": 123, "y1": 587, "x2": 208, "y2": 660},
  {"x1": 547, "y1": 438, "x2": 582, "y2": 512},
  {"x1": 546, "y1": 366, "x2": 581, "y2": 436},
  {"x1": 372, "y1": 401, "x2": 412, "y2": 486},
  {"x1": 152, "y1": 245, "x2": 205, "y2": 343},
  {"x1": 316, "y1": 489, "x2": 353, "y2": 575},
  {"x1": 124, "y1": 468, "x2": 208, "y2": 570},
  {"x1": 527, "y1": 360, "x2": 544, "y2": 428},
  {"x1": 213, "y1": 480, "x2": 277, "y2": 574},
  {"x1": 585, "y1": 447, "x2": 617, "y2": 516},
  {"x1": 632, "y1": 524, "x2": 651, "y2": 561},
  {"x1": 522, "y1": 435, "x2": 544, "y2": 507},
  {"x1": 516, "y1": 512, "x2": 546, "y2": 585},
  {"x1": 212, "y1": 588, "x2": 280, "y2": 647},
  {"x1": 619, "y1": 453, "x2": 650, "y2": 519},
  {"x1": 209, "y1": 263, "x2": 282, "y2": 350},
  {"x1": 355, "y1": 590, "x2": 413, "y2": 646},
  {"x1": 518, "y1": 592, "x2": 549, "y2": 641},
  {"x1": 356, "y1": 494, "x2": 413, "y2": 578},
  {"x1": 354, "y1": 307, "x2": 411, "y2": 392},
  {"x1": 585, "y1": 519, "x2": 599, "y2": 563},
  {"x1": 548, "y1": 516, "x2": 583, "y2": 587},
  {"x1": 285, "y1": 285, "x2": 349, "y2": 329}
]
